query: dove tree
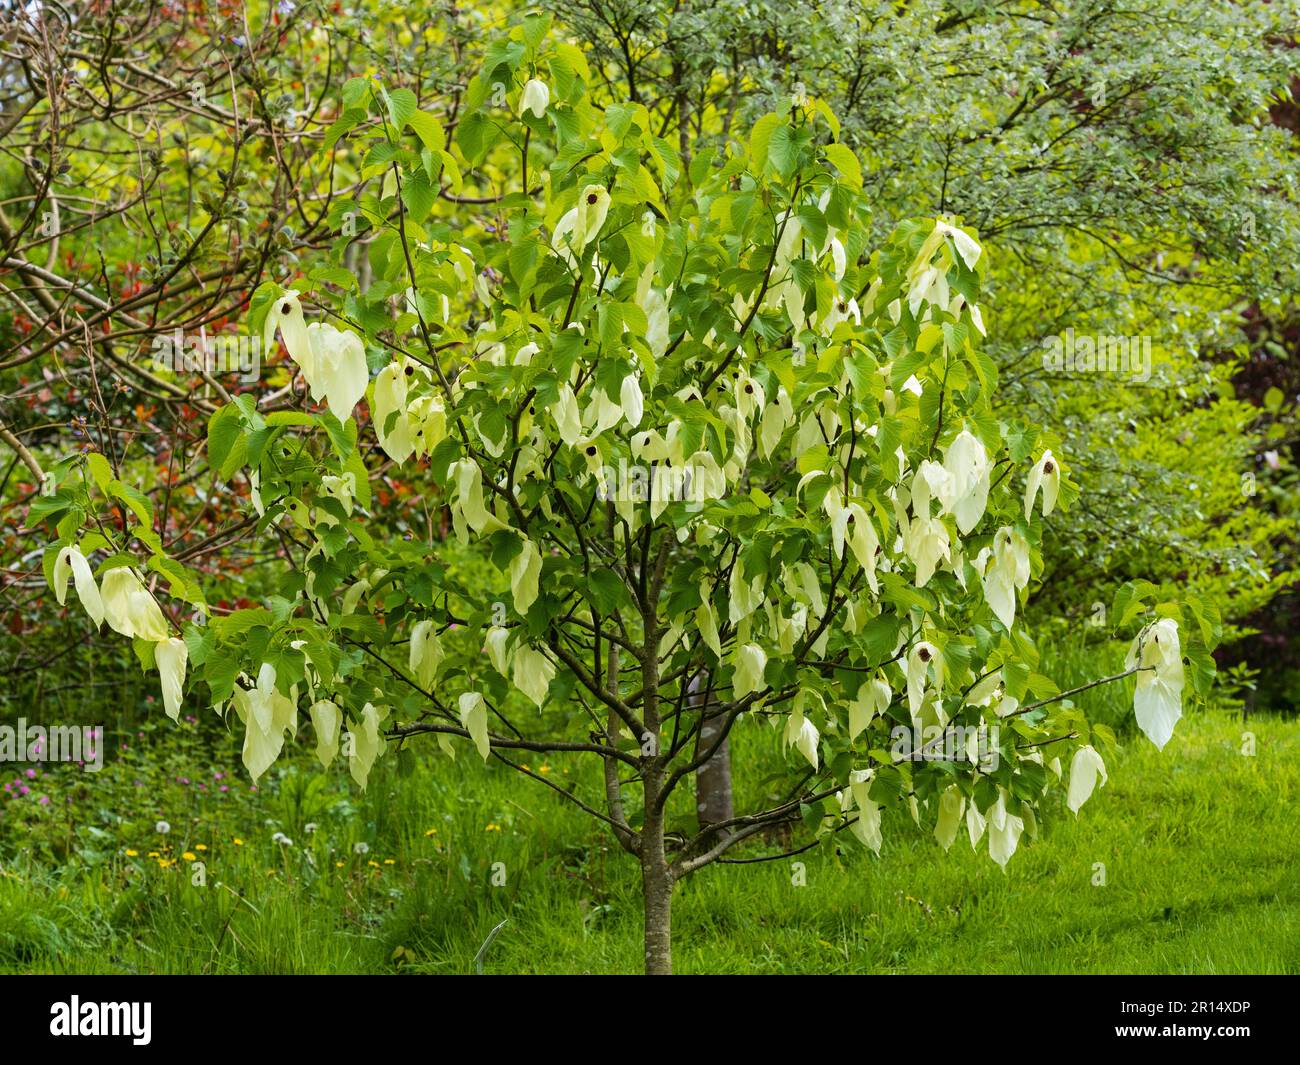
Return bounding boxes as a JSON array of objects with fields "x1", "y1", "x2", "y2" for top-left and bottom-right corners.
[{"x1": 37, "y1": 19, "x2": 1222, "y2": 974}]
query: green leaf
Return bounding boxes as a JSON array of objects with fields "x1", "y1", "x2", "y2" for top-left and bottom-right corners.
[
  {"x1": 597, "y1": 302, "x2": 624, "y2": 350},
  {"x1": 438, "y1": 149, "x2": 463, "y2": 193},
  {"x1": 1003, "y1": 660, "x2": 1031, "y2": 701},
  {"x1": 204, "y1": 654, "x2": 239, "y2": 704},
  {"x1": 345, "y1": 449, "x2": 372, "y2": 510},
  {"x1": 401, "y1": 170, "x2": 436, "y2": 222},
  {"x1": 320, "y1": 411, "x2": 358, "y2": 461},
  {"x1": 522, "y1": 11, "x2": 551, "y2": 49},
  {"x1": 455, "y1": 111, "x2": 494, "y2": 166},
  {"x1": 408, "y1": 110, "x2": 445, "y2": 152},
  {"x1": 860, "y1": 613, "x2": 901, "y2": 663},
  {"x1": 689, "y1": 146, "x2": 716, "y2": 187},
  {"x1": 767, "y1": 123, "x2": 800, "y2": 179},
  {"x1": 1184, "y1": 641, "x2": 1217, "y2": 696},
  {"x1": 27, "y1": 492, "x2": 73, "y2": 525},
  {"x1": 749, "y1": 113, "x2": 783, "y2": 172},
  {"x1": 868, "y1": 765, "x2": 906, "y2": 805},
  {"x1": 362, "y1": 141, "x2": 399, "y2": 170},
  {"x1": 822, "y1": 142, "x2": 862, "y2": 189},
  {"x1": 323, "y1": 108, "x2": 366, "y2": 151},
  {"x1": 509, "y1": 237, "x2": 542, "y2": 292},
  {"x1": 1112, "y1": 580, "x2": 1157, "y2": 631},
  {"x1": 82, "y1": 452, "x2": 112, "y2": 495},
  {"x1": 552, "y1": 42, "x2": 590, "y2": 86},
  {"x1": 386, "y1": 88, "x2": 418, "y2": 132},
  {"x1": 108, "y1": 480, "x2": 153, "y2": 528},
  {"x1": 184, "y1": 624, "x2": 214, "y2": 667},
  {"x1": 341, "y1": 77, "x2": 370, "y2": 109},
  {"x1": 207, "y1": 404, "x2": 242, "y2": 472},
  {"x1": 212, "y1": 607, "x2": 276, "y2": 636},
  {"x1": 587, "y1": 570, "x2": 630, "y2": 614},
  {"x1": 267, "y1": 411, "x2": 316, "y2": 428},
  {"x1": 148, "y1": 555, "x2": 204, "y2": 607},
  {"x1": 1182, "y1": 594, "x2": 1223, "y2": 649}
]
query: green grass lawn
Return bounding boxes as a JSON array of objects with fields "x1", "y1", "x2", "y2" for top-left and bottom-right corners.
[{"x1": 1, "y1": 708, "x2": 1296, "y2": 974}]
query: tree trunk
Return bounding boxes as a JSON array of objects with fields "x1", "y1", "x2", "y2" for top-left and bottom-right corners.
[
  {"x1": 641, "y1": 770, "x2": 674, "y2": 975},
  {"x1": 692, "y1": 673, "x2": 734, "y2": 833},
  {"x1": 641, "y1": 850, "x2": 673, "y2": 976},
  {"x1": 639, "y1": 541, "x2": 674, "y2": 974}
]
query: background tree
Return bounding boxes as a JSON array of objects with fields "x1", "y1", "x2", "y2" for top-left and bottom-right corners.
[{"x1": 0, "y1": 0, "x2": 482, "y2": 693}]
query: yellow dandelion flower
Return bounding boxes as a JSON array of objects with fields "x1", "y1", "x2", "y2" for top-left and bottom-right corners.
[
  {"x1": 335, "y1": 861, "x2": 345, "y2": 869},
  {"x1": 182, "y1": 852, "x2": 197, "y2": 862},
  {"x1": 233, "y1": 837, "x2": 244, "y2": 846},
  {"x1": 125, "y1": 849, "x2": 139, "y2": 857},
  {"x1": 423, "y1": 828, "x2": 438, "y2": 837},
  {"x1": 368, "y1": 860, "x2": 380, "y2": 868},
  {"x1": 539, "y1": 764, "x2": 552, "y2": 774},
  {"x1": 195, "y1": 844, "x2": 208, "y2": 852},
  {"x1": 485, "y1": 823, "x2": 501, "y2": 832},
  {"x1": 383, "y1": 859, "x2": 395, "y2": 866},
  {"x1": 147, "y1": 851, "x2": 160, "y2": 858}
]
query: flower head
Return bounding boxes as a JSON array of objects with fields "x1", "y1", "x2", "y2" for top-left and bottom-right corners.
[
  {"x1": 1125, "y1": 618, "x2": 1184, "y2": 750},
  {"x1": 519, "y1": 79, "x2": 549, "y2": 119},
  {"x1": 1024, "y1": 450, "x2": 1061, "y2": 519}
]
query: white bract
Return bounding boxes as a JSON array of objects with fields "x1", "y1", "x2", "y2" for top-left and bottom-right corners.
[
  {"x1": 409, "y1": 619, "x2": 444, "y2": 689},
  {"x1": 940, "y1": 429, "x2": 991, "y2": 534},
  {"x1": 231, "y1": 664, "x2": 298, "y2": 784},
  {"x1": 155, "y1": 638, "x2": 188, "y2": 722},
  {"x1": 519, "y1": 78, "x2": 549, "y2": 118},
  {"x1": 348, "y1": 702, "x2": 388, "y2": 787},
  {"x1": 1024, "y1": 449, "x2": 1061, "y2": 519},
  {"x1": 458, "y1": 692, "x2": 490, "y2": 761},
  {"x1": 978, "y1": 527, "x2": 1030, "y2": 630},
  {"x1": 52, "y1": 545, "x2": 103, "y2": 627},
  {"x1": 552, "y1": 185, "x2": 611, "y2": 267},
  {"x1": 1067, "y1": 745, "x2": 1108, "y2": 814},
  {"x1": 101, "y1": 568, "x2": 169, "y2": 642},
  {"x1": 1126, "y1": 618, "x2": 1185, "y2": 750},
  {"x1": 265, "y1": 291, "x2": 369, "y2": 415}
]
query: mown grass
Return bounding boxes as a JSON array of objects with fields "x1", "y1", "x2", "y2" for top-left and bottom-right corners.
[{"x1": 1, "y1": 703, "x2": 1295, "y2": 974}]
